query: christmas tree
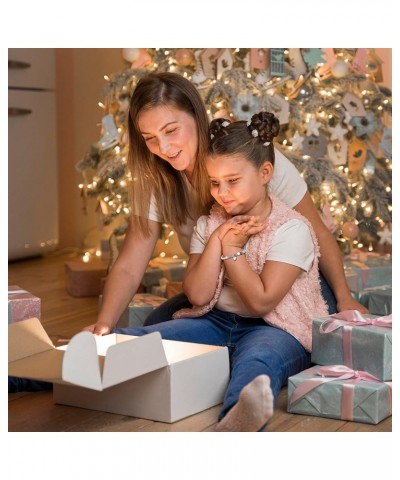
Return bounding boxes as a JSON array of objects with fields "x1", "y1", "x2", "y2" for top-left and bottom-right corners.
[{"x1": 76, "y1": 48, "x2": 392, "y2": 257}]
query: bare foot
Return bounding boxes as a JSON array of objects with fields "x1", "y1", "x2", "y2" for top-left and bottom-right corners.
[{"x1": 215, "y1": 375, "x2": 274, "y2": 432}]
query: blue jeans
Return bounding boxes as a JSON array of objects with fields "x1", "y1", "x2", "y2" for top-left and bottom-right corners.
[
  {"x1": 145, "y1": 271, "x2": 338, "y2": 326},
  {"x1": 116, "y1": 308, "x2": 310, "y2": 424}
]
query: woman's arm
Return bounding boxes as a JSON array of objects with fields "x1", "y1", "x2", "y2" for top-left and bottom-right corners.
[
  {"x1": 83, "y1": 218, "x2": 161, "y2": 335},
  {"x1": 294, "y1": 192, "x2": 368, "y2": 313}
]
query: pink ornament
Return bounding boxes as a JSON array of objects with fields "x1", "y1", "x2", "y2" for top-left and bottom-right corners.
[
  {"x1": 176, "y1": 49, "x2": 194, "y2": 67},
  {"x1": 342, "y1": 221, "x2": 359, "y2": 240}
]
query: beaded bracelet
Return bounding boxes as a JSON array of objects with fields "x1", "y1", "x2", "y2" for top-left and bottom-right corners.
[{"x1": 220, "y1": 249, "x2": 246, "y2": 262}]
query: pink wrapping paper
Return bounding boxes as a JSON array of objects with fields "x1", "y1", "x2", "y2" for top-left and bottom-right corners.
[{"x1": 8, "y1": 285, "x2": 41, "y2": 323}]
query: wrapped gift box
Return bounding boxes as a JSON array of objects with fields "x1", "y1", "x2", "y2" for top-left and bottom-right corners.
[
  {"x1": 8, "y1": 285, "x2": 41, "y2": 324},
  {"x1": 99, "y1": 293, "x2": 167, "y2": 328},
  {"x1": 359, "y1": 285, "x2": 392, "y2": 316},
  {"x1": 287, "y1": 365, "x2": 391, "y2": 425},
  {"x1": 344, "y1": 266, "x2": 358, "y2": 294},
  {"x1": 343, "y1": 254, "x2": 391, "y2": 298},
  {"x1": 65, "y1": 260, "x2": 108, "y2": 297},
  {"x1": 311, "y1": 313, "x2": 392, "y2": 381}
]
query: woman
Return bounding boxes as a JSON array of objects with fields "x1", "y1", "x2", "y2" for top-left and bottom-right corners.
[{"x1": 85, "y1": 71, "x2": 366, "y2": 336}]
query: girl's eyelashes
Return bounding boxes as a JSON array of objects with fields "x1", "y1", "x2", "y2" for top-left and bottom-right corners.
[{"x1": 209, "y1": 178, "x2": 240, "y2": 187}]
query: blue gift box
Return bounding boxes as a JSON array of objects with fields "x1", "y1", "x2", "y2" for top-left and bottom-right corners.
[
  {"x1": 311, "y1": 314, "x2": 392, "y2": 381},
  {"x1": 287, "y1": 365, "x2": 391, "y2": 425},
  {"x1": 343, "y1": 255, "x2": 391, "y2": 298},
  {"x1": 359, "y1": 285, "x2": 392, "y2": 316}
]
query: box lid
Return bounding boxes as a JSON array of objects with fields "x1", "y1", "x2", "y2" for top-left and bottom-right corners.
[{"x1": 9, "y1": 318, "x2": 168, "y2": 391}]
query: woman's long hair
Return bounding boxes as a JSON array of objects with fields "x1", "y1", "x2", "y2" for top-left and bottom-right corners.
[{"x1": 128, "y1": 72, "x2": 212, "y2": 236}]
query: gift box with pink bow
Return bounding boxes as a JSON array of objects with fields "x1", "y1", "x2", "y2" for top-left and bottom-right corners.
[
  {"x1": 287, "y1": 365, "x2": 391, "y2": 424},
  {"x1": 343, "y1": 254, "x2": 391, "y2": 298},
  {"x1": 311, "y1": 311, "x2": 392, "y2": 381}
]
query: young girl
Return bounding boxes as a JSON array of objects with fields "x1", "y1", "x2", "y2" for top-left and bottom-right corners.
[
  {"x1": 113, "y1": 112, "x2": 329, "y2": 432},
  {"x1": 85, "y1": 72, "x2": 365, "y2": 337}
]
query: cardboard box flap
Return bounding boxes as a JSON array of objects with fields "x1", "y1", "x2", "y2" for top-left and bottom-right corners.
[
  {"x1": 62, "y1": 331, "x2": 103, "y2": 390},
  {"x1": 102, "y1": 332, "x2": 168, "y2": 389},
  {"x1": 62, "y1": 331, "x2": 168, "y2": 391},
  {"x1": 8, "y1": 317, "x2": 54, "y2": 363}
]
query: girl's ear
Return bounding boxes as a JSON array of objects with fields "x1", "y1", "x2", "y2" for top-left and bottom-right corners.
[{"x1": 260, "y1": 161, "x2": 274, "y2": 185}]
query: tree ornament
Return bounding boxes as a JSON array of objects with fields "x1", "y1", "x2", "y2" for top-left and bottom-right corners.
[
  {"x1": 342, "y1": 221, "x2": 359, "y2": 240},
  {"x1": 327, "y1": 139, "x2": 348, "y2": 165},
  {"x1": 175, "y1": 49, "x2": 194, "y2": 67},
  {"x1": 216, "y1": 49, "x2": 234, "y2": 79},
  {"x1": 287, "y1": 48, "x2": 307, "y2": 79},
  {"x1": 318, "y1": 48, "x2": 337, "y2": 78},
  {"x1": 97, "y1": 114, "x2": 120, "y2": 152},
  {"x1": 306, "y1": 117, "x2": 322, "y2": 136},
  {"x1": 328, "y1": 123, "x2": 348, "y2": 142},
  {"x1": 377, "y1": 225, "x2": 392, "y2": 244},
  {"x1": 351, "y1": 48, "x2": 368, "y2": 74},
  {"x1": 347, "y1": 138, "x2": 367, "y2": 172},
  {"x1": 331, "y1": 60, "x2": 349, "y2": 78},
  {"x1": 302, "y1": 134, "x2": 327, "y2": 157},
  {"x1": 289, "y1": 130, "x2": 304, "y2": 151},
  {"x1": 122, "y1": 48, "x2": 140, "y2": 63},
  {"x1": 250, "y1": 48, "x2": 269, "y2": 70},
  {"x1": 343, "y1": 92, "x2": 366, "y2": 117},
  {"x1": 270, "y1": 48, "x2": 285, "y2": 76}
]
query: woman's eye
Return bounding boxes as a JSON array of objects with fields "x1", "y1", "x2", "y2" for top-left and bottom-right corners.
[
  {"x1": 229, "y1": 178, "x2": 239, "y2": 184},
  {"x1": 210, "y1": 180, "x2": 219, "y2": 186},
  {"x1": 166, "y1": 128, "x2": 177, "y2": 135},
  {"x1": 144, "y1": 137, "x2": 154, "y2": 142}
]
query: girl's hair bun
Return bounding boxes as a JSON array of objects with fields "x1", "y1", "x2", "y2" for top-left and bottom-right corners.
[
  {"x1": 209, "y1": 118, "x2": 231, "y2": 140},
  {"x1": 248, "y1": 111, "x2": 280, "y2": 144}
]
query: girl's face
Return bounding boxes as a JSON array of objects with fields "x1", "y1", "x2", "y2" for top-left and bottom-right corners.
[
  {"x1": 206, "y1": 153, "x2": 273, "y2": 217},
  {"x1": 138, "y1": 105, "x2": 198, "y2": 174}
]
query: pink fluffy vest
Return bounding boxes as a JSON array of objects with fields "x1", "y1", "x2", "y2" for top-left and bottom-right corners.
[{"x1": 173, "y1": 195, "x2": 328, "y2": 351}]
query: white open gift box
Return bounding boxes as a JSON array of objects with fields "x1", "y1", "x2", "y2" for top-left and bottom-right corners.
[{"x1": 8, "y1": 318, "x2": 230, "y2": 423}]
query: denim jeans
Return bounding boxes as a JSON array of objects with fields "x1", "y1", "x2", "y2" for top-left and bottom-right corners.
[
  {"x1": 145, "y1": 271, "x2": 338, "y2": 326},
  {"x1": 116, "y1": 308, "x2": 311, "y2": 423}
]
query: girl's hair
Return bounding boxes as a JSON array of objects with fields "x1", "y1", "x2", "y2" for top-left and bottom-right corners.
[
  {"x1": 208, "y1": 111, "x2": 280, "y2": 168},
  {"x1": 128, "y1": 72, "x2": 212, "y2": 236}
]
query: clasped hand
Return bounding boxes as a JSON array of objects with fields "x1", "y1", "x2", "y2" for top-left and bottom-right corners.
[{"x1": 217, "y1": 215, "x2": 267, "y2": 248}]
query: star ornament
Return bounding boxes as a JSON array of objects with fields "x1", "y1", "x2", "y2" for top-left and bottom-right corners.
[
  {"x1": 306, "y1": 118, "x2": 322, "y2": 137},
  {"x1": 290, "y1": 130, "x2": 304, "y2": 151},
  {"x1": 329, "y1": 124, "x2": 348, "y2": 141},
  {"x1": 377, "y1": 226, "x2": 392, "y2": 245}
]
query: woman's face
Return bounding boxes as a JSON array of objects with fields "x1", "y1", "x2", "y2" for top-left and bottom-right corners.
[{"x1": 138, "y1": 105, "x2": 199, "y2": 174}]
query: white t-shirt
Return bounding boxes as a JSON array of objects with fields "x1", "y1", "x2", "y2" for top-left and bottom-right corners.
[
  {"x1": 190, "y1": 216, "x2": 315, "y2": 317},
  {"x1": 147, "y1": 148, "x2": 307, "y2": 255}
]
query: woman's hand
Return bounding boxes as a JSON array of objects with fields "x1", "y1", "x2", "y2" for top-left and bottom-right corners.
[
  {"x1": 82, "y1": 323, "x2": 111, "y2": 336},
  {"x1": 336, "y1": 295, "x2": 369, "y2": 314}
]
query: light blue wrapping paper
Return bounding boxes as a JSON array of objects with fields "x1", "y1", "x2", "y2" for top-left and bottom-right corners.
[
  {"x1": 287, "y1": 365, "x2": 391, "y2": 425},
  {"x1": 311, "y1": 316, "x2": 392, "y2": 381}
]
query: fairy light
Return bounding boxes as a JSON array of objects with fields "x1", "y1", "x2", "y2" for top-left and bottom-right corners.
[
  {"x1": 98, "y1": 102, "x2": 105, "y2": 109},
  {"x1": 104, "y1": 75, "x2": 110, "y2": 81}
]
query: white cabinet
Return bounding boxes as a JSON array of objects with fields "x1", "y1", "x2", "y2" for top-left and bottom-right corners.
[{"x1": 8, "y1": 48, "x2": 59, "y2": 260}]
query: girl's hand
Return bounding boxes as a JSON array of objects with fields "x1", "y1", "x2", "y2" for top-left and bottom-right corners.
[{"x1": 221, "y1": 216, "x2": 267, "y2": 248}]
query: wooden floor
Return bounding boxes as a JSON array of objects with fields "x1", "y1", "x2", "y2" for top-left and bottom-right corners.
[{"x1": 8, "y1": 253, "x2": 392, "y2": 432}]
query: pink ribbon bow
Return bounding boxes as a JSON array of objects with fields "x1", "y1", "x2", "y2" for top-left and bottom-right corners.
[
  {"x1": 289, "y1": 365, "x2": 392, "y2": 421},
  {"x1": 319, "y1": 311, "x2": 392, "y2": 368}
]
